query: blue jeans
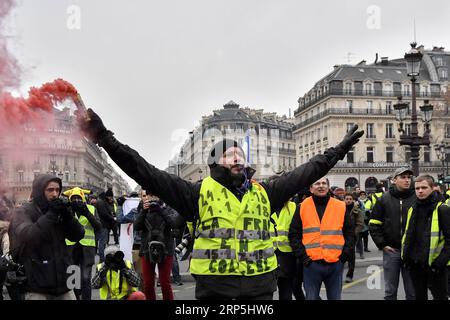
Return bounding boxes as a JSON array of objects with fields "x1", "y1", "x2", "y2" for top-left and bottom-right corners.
[
  {"x1": 383, "y1": 249, "x2": 415, "y2": 300},
  {"x1": 97, "y1": 228, "x2": 109, "y2": 263},
  {"x1": 172, "y1": 255, "x2": 181, "y2": 282},
  {"x1": 303, "y1": 261, "x2": 344, "y2": 300}
]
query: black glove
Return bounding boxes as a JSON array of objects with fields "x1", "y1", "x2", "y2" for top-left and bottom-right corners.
[
  {"x1": 48, "y1": 198, "x2": 71, "y2": 220},
  {"x1": 336, "y1": 124, "x2": 365, "y2": 157},
  {"x1": 430, "y1": 259, "x2": 446, "y2": 274},
  {"x1": 76, "y1": 108, "x2": 110, "y2": 144},
  {"x1": 71, "y1": 201, "x2": 90, "y2": 216}
]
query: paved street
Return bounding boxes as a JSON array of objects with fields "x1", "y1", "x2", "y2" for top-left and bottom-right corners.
[
  {"x1": 3, "y1": 237, "x2": 413, "y2": 300},
  {"x1": 170, "y1": 238, "x2": 410, "y2": 300}
]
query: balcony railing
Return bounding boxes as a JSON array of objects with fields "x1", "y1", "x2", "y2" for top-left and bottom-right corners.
[
  {"x1": 334, "y1": 160, "x2": 443, "y2": 168},
  {"x1": 293, "y1": 108, "x2": 450, "y2": 131},
  {"x1": 295, "y1": 89, "x2": 442, "y2": 115}
]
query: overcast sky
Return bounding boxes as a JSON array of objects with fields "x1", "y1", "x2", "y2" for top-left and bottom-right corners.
[{"x1": 6, "y1": 0, "x2": 450, "y2": 189}]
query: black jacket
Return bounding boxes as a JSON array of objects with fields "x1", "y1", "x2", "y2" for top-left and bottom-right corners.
[
  {"x1": 95, "y1": 198, "x2": 116, "y2": 229},
  {"x1": 9, "y1": 174, "x2": 84, "y2": 295},
  {"x1": 134, "y1": 202, "x2": 184, "y2": 257},
  {"x1": 97, "y1": 134, "x2": 350, "y2": 222},
  {"x1": 402, "y1": 192, "x2": 450, "y2": 269},
  {"x1": 369, "y1": 186, "x2": 416, "y2": 250},
  {"x1": 288, "y1": 194, "x2": 355, "y2": 263}
]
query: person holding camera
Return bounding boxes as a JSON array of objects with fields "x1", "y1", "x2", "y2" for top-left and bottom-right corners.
[
  {"x1": 8, "y1": 174, "x2": 85, "y2": 300},
  {"x1": 63, "y1": 187, "x2": 102, "y2": 300},
  {"x1": 92, "y1": 245, "x2": 145, "y2": 300},
  {"x1": 134, "y1": 193, "x2": 185, "y2": 300}
]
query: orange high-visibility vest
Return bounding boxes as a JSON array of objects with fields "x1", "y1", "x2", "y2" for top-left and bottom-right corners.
[{"x1": 300, "y1": 196, "x2": 346, "y2": 263}]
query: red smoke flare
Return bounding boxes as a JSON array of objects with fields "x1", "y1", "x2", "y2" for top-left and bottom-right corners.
[{"x1": 0, "y1": 78, "x2": 80, "y2": 133}]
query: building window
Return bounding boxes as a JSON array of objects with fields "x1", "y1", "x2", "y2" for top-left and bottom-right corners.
[
  {"x1": 440, "y1": 69, "x2": 448, "y2": 80},
  {"x1": 424, "y1": 147, "x2": 431, "y2": 163},
  {"x1": 367, "y1": 147, "x2": 374, "y2": 163},
  {"x1": 323, "y1": 125, "x2": 328, "y2": 140},
  {"x1": 385, "y1": 123, "x2": 394, "y2": 138},
  {"x1": 386, "y1": 101, "x2": 392, "y2": 114},
  {"x1": 405, "y1": 124, "x2": 412, "y2": 136},
  {"x1": 386, "y1": 146, "x2": 394, "y2": 163},
  {"x1": 435, "y1": 56, "x2": 443, "y2": 66},
  {"x1": 405, "y1": 146, "x2": 411, "y2": 162},
  {"x1": 317, "y1": 128, "x2": 321, "y2": 141},
  {"x1": 384, "y1": 83, "x2": 392, "y2": 95},
  {"x1": 65, "y1": 172, "x2": 69, "y2": 181},
  {"x1": 366, "y1": 100, "x2": 373, "y2": 113},
  {"x1": 17, "y1": 171, "x2": 24, "y2": 183},
  {"x1": 344, "y1": 82, "x2": 352, "y2": 95},
  {"x1": 403, "y1": 84, "x2": 411, "y2": 96},
  {"x1": 366, "y1": 123, "x2": 375, "y2": 138},
  {"x1": 347, "y1": 147, "x2": 354, "y2": 163},
  {"x1": 346, "y1": 100, "x2": 353, "y2": 113},
  {"x1": 364, "y1": 83, "x2": 372, "y2": 95},
  {"x1": 421, "y1": 84, "x2": 429, "y2": 96},
  {"x1": 445, "y1": 124, "x2": 450, "y2": 138}
]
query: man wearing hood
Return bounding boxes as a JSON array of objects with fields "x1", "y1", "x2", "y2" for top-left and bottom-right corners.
[
  {"x1": 369, "y1": 167, "x2": 416, "y2": 300},
  {"x1": 8, "y1": 174, "x2": 85, "y2": 300},
  {"x1": 76, "y1": 108, "x2": 363, "y2": 299},
  {"x1": 402, "y1": 175, "x2": 450, "y2": 300}
]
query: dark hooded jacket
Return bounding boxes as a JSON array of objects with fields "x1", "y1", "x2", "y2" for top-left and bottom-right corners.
[
  {"x1": 134, "y1": 201, "x2": 185, "y2": 258},
  {"x1": 9, "y1": 174, "x2": 84, "y2": 295},
  {"x1": 402, "y1": 191, "x2": 450, "y2": 269},
  {"x1": 369, "y1": 185, "x2": 416, "y2": 250}
]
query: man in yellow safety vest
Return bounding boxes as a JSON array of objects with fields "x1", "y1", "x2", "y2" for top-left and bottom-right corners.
[
  {"x1": 64, "y1": 187, "x2": 102, "y2": 300},
  {"x1": 77, "y1": 107, "x2": 363, "y2": 299}
]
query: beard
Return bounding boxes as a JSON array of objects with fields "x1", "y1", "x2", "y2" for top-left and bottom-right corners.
[{"x1": 210, "y1": 164, "x2": 246, "y2": 189}]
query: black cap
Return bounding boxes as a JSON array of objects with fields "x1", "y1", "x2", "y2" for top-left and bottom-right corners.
[{"x1": 207, "y1": 139, "x2": 244, "y2": 167}]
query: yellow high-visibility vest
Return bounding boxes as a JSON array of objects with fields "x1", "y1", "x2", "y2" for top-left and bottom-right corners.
[
  {"x1": 66, "y1": 204, "x2": 96, "y2": 247},
  {"x1": 190, "y1": 176, "x2": 277, "y2": 276},
  {"x1": 402, "y1": 202, "x2": 450, "y2": 266},
  {"x1": 270, "y1": 201, "x2": 296, "y2": 253},
  {"x1": 97, "y1": 260, "x2": 137, "y2": 300}
]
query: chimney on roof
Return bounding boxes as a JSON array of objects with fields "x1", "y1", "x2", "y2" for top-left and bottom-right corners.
[
  {"x1": 333, "y1": 65, "x2": 340, "y2": 69},
  {"x1": 374, "y1": 53, "x2": 378, "y2": 64},
  {"x1": 432, "y1": 46, "x2": 445, "y2": 52},
  {"x1": 381, "y1": 57, "x2": 389, "y2": 65}
]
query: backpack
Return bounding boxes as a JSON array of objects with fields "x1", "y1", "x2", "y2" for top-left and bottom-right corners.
[{"x1": 144, "y1": 213, "x2": 167, "y2": 264}]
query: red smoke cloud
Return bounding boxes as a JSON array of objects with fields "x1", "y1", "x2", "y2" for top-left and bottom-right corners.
[
  {"x1": 0, "y1": 0, "x2": 21, "y2": 93},
  {"x1": 0, "y1": 78, "x2": 80, "y2": 133}
]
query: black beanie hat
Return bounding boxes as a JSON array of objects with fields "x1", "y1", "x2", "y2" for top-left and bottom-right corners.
[
  {"x1": 207, "y1": 139, "x2": 245, "y2": 167},
  {"x1": 105, "y1": 188, "x2": 114, "y2": 197}
]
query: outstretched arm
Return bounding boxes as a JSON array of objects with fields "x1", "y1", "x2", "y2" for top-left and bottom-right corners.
[
  {"x1": 77, "y1": 108, "x2": 200, "y2": 220},
  {"x1": 263, "y1": 125, "x2": 364, "y2": 212}
]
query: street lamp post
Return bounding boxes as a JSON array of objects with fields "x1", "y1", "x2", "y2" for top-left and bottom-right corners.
[
  {"x1": 357, "y1": 156, "x2": 365, "y2": 190},
  {"x1": 393, "y1": 42, "x2": 434, "y2": 177},
  {"x1": 435, "y1": 142, "x2": 450, "y2": 176}
]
